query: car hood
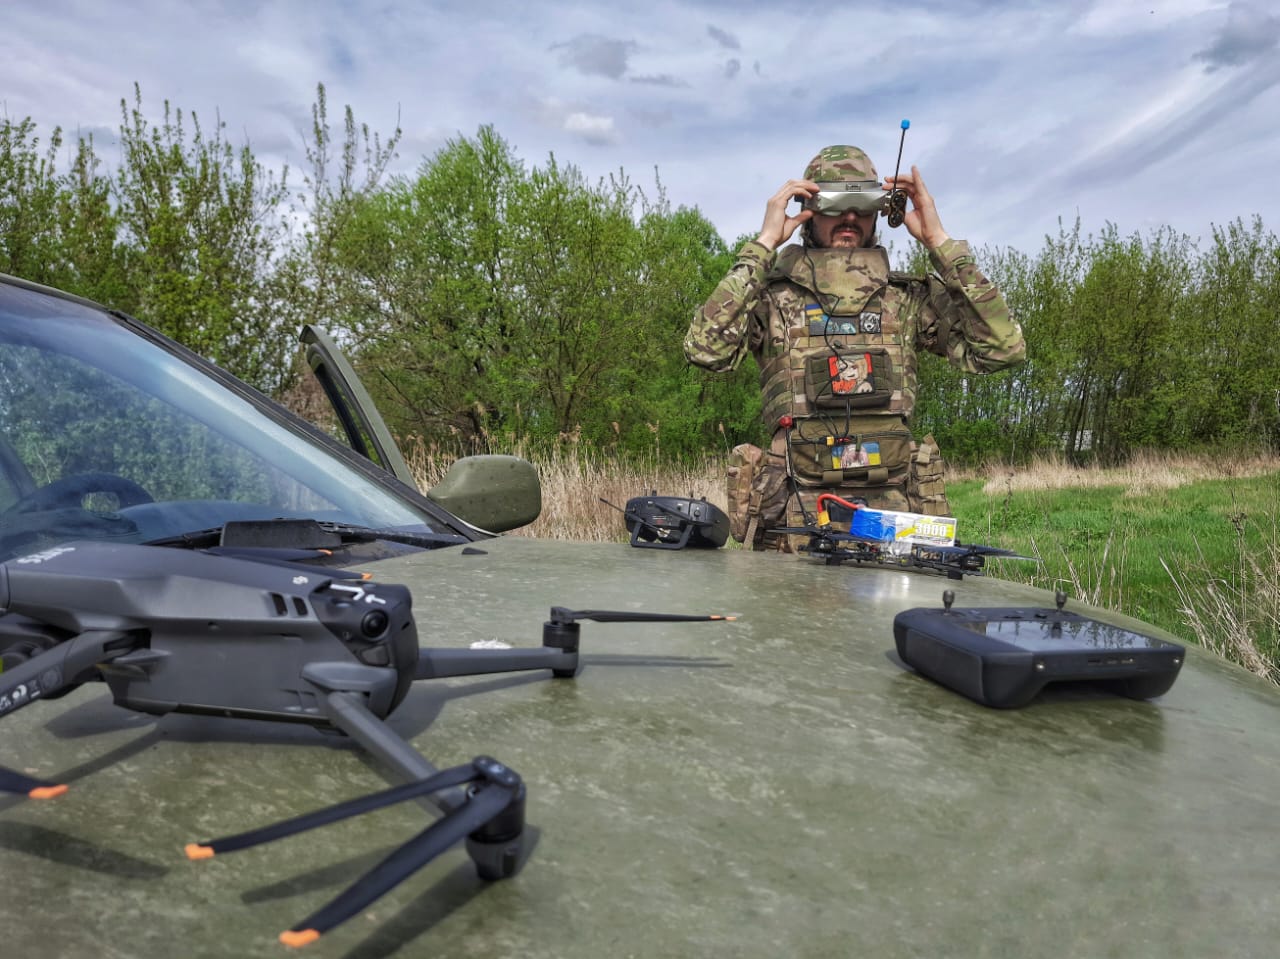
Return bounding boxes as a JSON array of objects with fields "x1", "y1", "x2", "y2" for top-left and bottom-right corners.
[{"x1": 5, "y1": 535, "x2": 1279, "y2": 958}]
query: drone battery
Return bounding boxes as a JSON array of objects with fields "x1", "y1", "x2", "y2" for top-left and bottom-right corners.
[
  {"x1": 624, "y1": 495, "x2": 729, "y2": 550},
  {"x1": 851, "y1": 508, "x2": 957, "y2": 549},
  {"x1": 892, "y1": 605, "x2": 1184, "y2": 708}
]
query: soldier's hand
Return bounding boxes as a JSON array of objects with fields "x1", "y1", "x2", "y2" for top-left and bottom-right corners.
[
  {"x1": 756, "y1": 179, "x2": 817, "y2": 250},
  {"x1": 884, "y1": 166, "x2": 950, "y2": 249}
]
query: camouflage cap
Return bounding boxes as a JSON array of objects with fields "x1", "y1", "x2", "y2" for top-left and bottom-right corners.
[{"x1": 803, "y1": 145, "x2": 878, "y2": 183}]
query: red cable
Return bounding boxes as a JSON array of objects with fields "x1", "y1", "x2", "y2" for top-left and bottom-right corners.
[{"x1": 816, "y1": 493, "x2": 864, "y2": 514}]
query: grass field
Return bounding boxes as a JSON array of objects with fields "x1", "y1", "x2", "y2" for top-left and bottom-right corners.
[
  {"x1": 948, "y1": 452, "x2": 1280, "y2": 682},
  {"x1": 406, "y1": 440, "x2": 1280, "y2": 685}
]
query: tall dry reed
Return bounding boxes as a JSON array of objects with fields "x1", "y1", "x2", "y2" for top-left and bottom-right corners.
[
  {"x1": 403, "y1": 435, "x2": 724, "y2": 542},
  {"x1": 1161, "y1": 520, "x2": 1280, "y2": 684},
  {"x1": 404, "y1": 437, "x2": 1280, "y2": 683}
]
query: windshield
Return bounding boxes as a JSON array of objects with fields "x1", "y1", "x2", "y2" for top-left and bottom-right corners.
[{"x1": 0, "y1": 281, "x2": 459, "y2": 562}]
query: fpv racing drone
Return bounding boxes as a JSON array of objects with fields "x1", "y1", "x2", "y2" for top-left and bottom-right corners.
[
  {"x1": 772, "y1": 492, "x2": 1035, "y2": 580},
  {"x1": 0, "y1": 538, "x2": 732, "y2": 947}
]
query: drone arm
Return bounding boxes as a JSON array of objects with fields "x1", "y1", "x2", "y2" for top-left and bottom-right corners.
[
  {"x1": 320, "y1": 690, "x2": 463, "y2": 813},
  {"x1": 0, "y1": 629, "x2": 138, "y2": 799},
  {"x1": 0, "y1": 629, "x2": 138, "y2": 720},
  {"x1": 414, "y1": 646, "x2": 577, "y2": 680},
  {"x1": 413, "y1": 611, "x2": 732, "y2": 682}
]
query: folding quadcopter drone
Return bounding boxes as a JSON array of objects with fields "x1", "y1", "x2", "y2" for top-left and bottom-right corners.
[{"x1": 0, "y1": 529, "x2": 732, "y2": 947}]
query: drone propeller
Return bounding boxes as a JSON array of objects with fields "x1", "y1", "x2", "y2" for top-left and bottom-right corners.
[
  {"x1": 930, "y1": 543, "x2": 1038, "y2": 562},
  {"x1": 549, "y1": 607, "x2": 736, "y2": 625},
  {"x1": 186, "y1": 757, "x2": 524, "y2": 948},
  {"x1": 768, "y1": 525, "x2": 824, "y2": 536},
  {"x1": 0, "y1": 765, "x2": 67, "y2": 799}
]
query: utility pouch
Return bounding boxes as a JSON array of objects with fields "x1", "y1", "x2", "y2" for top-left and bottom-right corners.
[
  {"x1": 907, "y1": 433, "x2": 951, "y2": 516},
  {"x1": 785, "y1": 414, "x2": 912, "y2": 487},
  {"x1": 804, "y1": 347, "x2": 895, "y2": 409},
  {"x1": 726, "y1": 443, "x2": 765, "y2": 543}
]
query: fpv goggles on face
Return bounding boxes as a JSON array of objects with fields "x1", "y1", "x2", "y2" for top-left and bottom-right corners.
[{"x1": 803, "y1": 180, "x2": 891, "y2": 217}]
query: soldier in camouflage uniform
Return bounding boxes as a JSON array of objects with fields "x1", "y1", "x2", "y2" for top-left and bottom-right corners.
[{"x1": 686, "y1": 146, "x2": 1025, "y2": 551}]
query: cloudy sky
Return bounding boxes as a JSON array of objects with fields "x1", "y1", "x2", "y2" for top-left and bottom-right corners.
[{"x1": 6, "y1": 0, "x2": 1279, "y2": 256}]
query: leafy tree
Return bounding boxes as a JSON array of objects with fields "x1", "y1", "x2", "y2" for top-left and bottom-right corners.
[
  {"x1": 314, "y1": 128, "x2": 743, "y2": 458},
  {"x1": 9, "y1": 89, "x2": 1280, "y2": 467},
  {"x1": 0, "y1": 117, "x2": 63, "y2": 284},
  {"x1": 314, "y1": 125, "x2": 521, "y2": 438},
  {"x1": 1177, "y1": 217, "x2": 1280, "y2": 451},
  {"x1": 112, "y1": 85, "x2": 294, "y2": 390}
]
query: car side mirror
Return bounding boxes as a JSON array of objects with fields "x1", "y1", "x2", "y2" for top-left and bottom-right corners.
[{"x1": 426, "y1": 455, "x2": 541, "y2": 533}]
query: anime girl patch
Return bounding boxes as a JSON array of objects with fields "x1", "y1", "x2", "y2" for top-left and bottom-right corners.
[{"x1": 827, "y1": 352, "x2": 875, "y2": 396}]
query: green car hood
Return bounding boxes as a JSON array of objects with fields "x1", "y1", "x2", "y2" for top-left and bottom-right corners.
[{"x1": 3, "y1": 535, "x2": 1278, "y2": 958}]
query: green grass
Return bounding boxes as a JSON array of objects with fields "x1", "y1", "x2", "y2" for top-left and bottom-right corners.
[
  {"x1": 948, "y1": 472, "x2": 1280, "y2": 676},
  {"x1": 404, "y1": 436, "x2": 1280, "y2": 684}
]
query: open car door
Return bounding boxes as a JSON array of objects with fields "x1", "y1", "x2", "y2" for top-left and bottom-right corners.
[
  {"x1": 301, "y1": 325, "x2": 541, "y2": 534},
  {"x1": 301, "y1": 325, "x2": 417, "y2": 487}
]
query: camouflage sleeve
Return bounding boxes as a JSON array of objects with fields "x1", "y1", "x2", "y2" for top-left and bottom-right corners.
[
  {"x1": 916, "y1": 238, "x2": 1026, "y2": 373},
  {"x1": 684, "y1": 240, "x2": 775, "y2": 372}
]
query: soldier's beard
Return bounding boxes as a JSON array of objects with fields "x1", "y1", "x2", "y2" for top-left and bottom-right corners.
[{"x1": 804, "y1": 222, "x2": 878, "y2": 249}]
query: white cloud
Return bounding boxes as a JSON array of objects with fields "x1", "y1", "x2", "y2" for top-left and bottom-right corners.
[
  {"x1": 564, "y1": 111, "x2": 618, "y2": 145},
  {"x1": 2, "y1": 0, "x2": 1278, "y2": 257}
]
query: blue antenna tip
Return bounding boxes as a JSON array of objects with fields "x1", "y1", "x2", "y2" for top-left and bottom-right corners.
[{"x1": 901, "y1": 119, "x2": 910, "y2": 129}]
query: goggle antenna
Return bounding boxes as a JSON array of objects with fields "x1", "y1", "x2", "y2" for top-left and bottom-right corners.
[{"x1": 886, "y1": 119, "x2": 910, "y2": 228}]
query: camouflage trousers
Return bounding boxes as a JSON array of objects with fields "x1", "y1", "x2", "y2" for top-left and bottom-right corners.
[{"x1": 726, "y1": 432, "x2": 950, "y2": 552}]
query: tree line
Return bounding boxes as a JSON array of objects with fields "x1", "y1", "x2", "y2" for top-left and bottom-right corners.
[{"x1": 3, "y1": 85, "x2": 1277, "y2": 465}]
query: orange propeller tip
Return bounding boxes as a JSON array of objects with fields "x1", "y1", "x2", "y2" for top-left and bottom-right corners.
[
  {"x1": 29, "y1": 784, "x2": 68, "y2": 800},
  {"x1": 280, "y1": 929, "x2": 321, "y2": 948},
  {"x1": 184, "y1": 843, "x2": 215, "y2": 860}
]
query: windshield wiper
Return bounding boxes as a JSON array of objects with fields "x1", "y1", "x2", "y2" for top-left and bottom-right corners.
[{"x1": 144, "y1": 518, "x2": 468, "y2": 551}]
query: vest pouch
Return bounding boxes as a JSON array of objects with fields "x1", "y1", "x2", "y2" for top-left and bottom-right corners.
[
  {"x1": 785, "y1": 414, "x2": 912, "y2": 487},
  {"x1": 725, "y1": 443, "x2": 764, "y2": 543},
  {"x1": 804, "y1": 347, "x2": 895, "y2": 409}
]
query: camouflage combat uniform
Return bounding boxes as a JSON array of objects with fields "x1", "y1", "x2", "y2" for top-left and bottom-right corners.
[{"x1": 686, "y1": 148, "x2": 1024, "y2": 550}]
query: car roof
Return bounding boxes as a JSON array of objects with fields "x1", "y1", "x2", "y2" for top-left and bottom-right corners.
[{"x1": 4, "y1": 535, "x2": 1278, "y2": 957}]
